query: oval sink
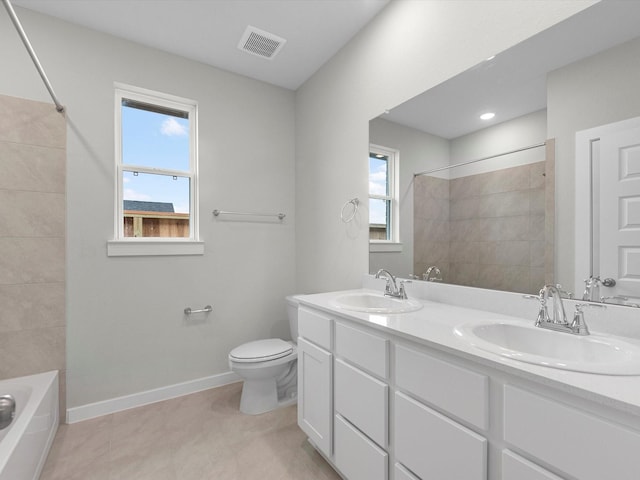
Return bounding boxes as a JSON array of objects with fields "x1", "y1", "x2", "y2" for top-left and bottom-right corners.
[
  {"x1": 331, "y1": 292, "x2": 423, "y2": 314},
  {"x1": 454, "y1": 322, "x2": 640, "y2": 375}
]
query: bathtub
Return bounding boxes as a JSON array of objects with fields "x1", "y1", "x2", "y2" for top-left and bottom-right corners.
[{"x1": 0, "y1": 371, "x2": 59, "y2": 480}]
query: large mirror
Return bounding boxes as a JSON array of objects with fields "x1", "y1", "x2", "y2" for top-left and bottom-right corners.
[{"x1": 369, "y1": 1, "x2": 640, "y2": 306}]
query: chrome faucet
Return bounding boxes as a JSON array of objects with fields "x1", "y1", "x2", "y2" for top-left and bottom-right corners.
[
  {"x1": 536, "y1": 284, "x2": 567, "y2": 325},
  {"x1": 375, "y1": 269, "x2": 408, "y2": 299},
  {"x1": 423, "y1": 266, "x2": 443, "y2": 282},
  {"x1": 534, "y1": 284, "x2": 590, "y2": 335}
]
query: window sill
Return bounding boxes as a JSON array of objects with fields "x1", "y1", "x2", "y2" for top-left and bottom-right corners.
[
  {"x1": 107, "y1": 240, "x2": 205, "y2": 257},
  {"x1": 369, "y1": 242, "x2": 403, "y2": 253}
]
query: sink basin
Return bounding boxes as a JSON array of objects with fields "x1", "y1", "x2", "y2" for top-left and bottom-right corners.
[
  {"x1": 454, "y1": 322, "x2": 640, "y2": 375},
  {"x1": 331, "y1": 292, "x2": 423, "y2": 314}
]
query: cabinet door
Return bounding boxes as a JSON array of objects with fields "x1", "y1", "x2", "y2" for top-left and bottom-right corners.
[
  {"x1": 298, "y1": 337, "x2": 332, "y2": 457},
  {"x1": 395, "y1": 392, "x2": 487, "y2": 480}
]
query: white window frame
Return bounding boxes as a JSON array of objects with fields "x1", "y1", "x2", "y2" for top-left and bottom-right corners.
[
  {"x1": 369, "y1": 144, "x2": 401, "y2": 252},
  {"x1": 107, "y1": 83, "x2": 203, "y2": 256}
]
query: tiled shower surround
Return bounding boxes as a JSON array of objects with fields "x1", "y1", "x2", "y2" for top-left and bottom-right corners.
[
  {"x1": 414, "y1": 149, "x2": 554, "y2": 295},
  {"x1": 0, "y1": 94, "x2": 66, "y2": 414}
]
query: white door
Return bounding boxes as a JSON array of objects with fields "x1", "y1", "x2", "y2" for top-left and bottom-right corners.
[{"x1": 599, "y1": 126, "x2": 640, "y2": 302}]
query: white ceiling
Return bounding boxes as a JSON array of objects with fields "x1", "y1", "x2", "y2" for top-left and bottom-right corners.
[{"x1": 11, "y1": 0, "x2": 391, "y2": 90}]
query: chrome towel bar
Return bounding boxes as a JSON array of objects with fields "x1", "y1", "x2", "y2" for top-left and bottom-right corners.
[
  {"x1": 212, "y1": 209, "x2": 285, "y2": 220},
  {"x1": 184, "y1": 305, "x2": 213, "y2": 315}
]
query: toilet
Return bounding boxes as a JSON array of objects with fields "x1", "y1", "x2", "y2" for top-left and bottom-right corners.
[{"x1": 228, "y1": 295, "x2": 300, "y2": 415}]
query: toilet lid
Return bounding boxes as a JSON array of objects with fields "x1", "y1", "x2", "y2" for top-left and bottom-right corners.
[{"x1": 229, "y1": 338, "x2": 293, "y2": 363}]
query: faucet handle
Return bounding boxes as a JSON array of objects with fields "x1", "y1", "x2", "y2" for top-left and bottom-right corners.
[
  {"x1": 524, "y1": 293, "x2": 550, "y2": 326},
  {"x1": 398, "y1": 280, "x2": 410, "y2": 299},
  {"x1": 570, "y1": 304, "x2": 590, "y2": 335}
]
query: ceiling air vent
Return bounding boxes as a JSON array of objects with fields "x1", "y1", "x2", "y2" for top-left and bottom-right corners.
[{"x1": 238, "y1": 26, "x2": 286, "y2": 60}]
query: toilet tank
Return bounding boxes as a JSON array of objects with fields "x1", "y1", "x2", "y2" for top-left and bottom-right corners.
[{"x1": 285, "y1": 295, "x2": 301, "y2": 342}]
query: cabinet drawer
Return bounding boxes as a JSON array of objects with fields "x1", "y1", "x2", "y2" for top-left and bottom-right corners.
[
  {"x1": 298, "y1": 307, "x2": 332, "y2": 350},
  {"x1": 335, "y1": 358, "x2": 388, "y2": 448},
  {"x1": 502, "y1": 450, "x2": 563, "y2": 480},
  {"x1": 504, "y1": 385, "x2": 640, "y2": 480},
  {"x1": 335, "y1": 321, "x2": 388, "y2": 378},
  {"x1": 334, "y1": 414, "x2": 388, "y2": 480},
  {"x1": 394, "y1": 463, "x2": 420, "y2": 480},
  {"x1": 395, "y1": 344, "x2": 488, "y2": 429},
  {"x1": 394, "y1": 392, "x2": 487, "y2": 480}
]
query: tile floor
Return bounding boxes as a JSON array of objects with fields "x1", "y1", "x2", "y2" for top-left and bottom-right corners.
[{"x1": 40, "y1": 382, "x2": 342, "y2": 480}]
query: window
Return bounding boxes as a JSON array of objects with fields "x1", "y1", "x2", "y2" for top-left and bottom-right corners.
[
  {"x1": 109, "y1": 84, "x2": 202, "y2": 256},
  {"x1": 369, "y1": 145, "x2": 399, "y2": 244}
]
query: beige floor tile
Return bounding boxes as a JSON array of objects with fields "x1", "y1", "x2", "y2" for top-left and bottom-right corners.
[{"x1": 40, "y1": 382, "x2": 341, "y2": 480}]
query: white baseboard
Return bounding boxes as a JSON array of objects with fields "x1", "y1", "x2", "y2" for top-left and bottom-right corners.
[{"x1": 66, "y1": 371, "x2": 241, "y2": 424}]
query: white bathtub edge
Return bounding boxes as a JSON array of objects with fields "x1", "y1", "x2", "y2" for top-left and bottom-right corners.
[
  {"x1": 66, "y1": 371, "x2": 241, "y2": 424},
  {"x1": 34, "y1": 380, "x2": 59, "y2": 480}
]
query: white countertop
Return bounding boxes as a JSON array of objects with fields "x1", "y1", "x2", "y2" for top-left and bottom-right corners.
[{"x1": 298, "y1": 288, "x2": 640, "y2": 417}]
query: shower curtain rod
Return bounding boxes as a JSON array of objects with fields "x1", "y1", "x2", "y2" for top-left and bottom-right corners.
[
  {"x1": 413, "y1": 141, "x2": 546, "y2": 177},
  {"x1": 2, "y1": 0, "x2": 64, "y2": 113}
]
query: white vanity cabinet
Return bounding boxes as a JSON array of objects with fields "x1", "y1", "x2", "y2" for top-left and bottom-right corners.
[
  {"x1": 296, "y1": 301, "x2": 640, "y2": 480},
  {"x1": 297, "y1": 307, "x2": 333, "y2": 457}
]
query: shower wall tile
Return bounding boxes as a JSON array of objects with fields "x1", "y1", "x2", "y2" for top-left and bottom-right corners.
[
  {"x1": 415, "y1": 198, "x2": 450, "y2": 221},
  {"x1": 530, "y1": 188, "x2": 545, "y2": 215},
  {"x1": 0, "y1": 95, "x2": 66, "y2": 418},
  {"x1": 0, "y1": 190, "x2": 65, "y2": 237},
  {"x1": 415, "y1": 161, "x2": 550, "y2": 295},
  {"x1": 0, "y1": 237, "x2": 65, "y2": 284},
  {"x1": 530, "y1": 161, "x2": 546, "y2": 189},
  {"x1": 450, "y1": 241, "x2": 479, "y2": 264},
  {"x1": 530, "y1": 241, "x2": 545, "y2": 268},
  {"x1": 415, "y1": 241, "x2": 449, "y2": 265},
  {"x1": 414, "y1": 218, "x2": 450, "y2": 243},
  {"x1": 0, "y1": 94, "x2": 66, "y2": 148},
  {"x1": 414, "y1": 175, "x2": 449, "y2": 200},
  {"x1": 531, "y1": 267, "x2": 546, "y2": 292},
  {"x1": 495, "y1": 241, "x2": 530, "y2": 267},
  {"x1": 0, "y1": 326, "x2": 66, "y2": 379},
  {"x1": 0, "y1": 142, "x2": 66, "y2": 193},
  {"x1": 450, "y1": 197, "x2": 479, "y2": 220},
  {"x1": 0, "y1": 283, "x2": 65, "y2": 333},
  {"x1": 477, "y1": 190, "x2": 530, "y2": 218}
]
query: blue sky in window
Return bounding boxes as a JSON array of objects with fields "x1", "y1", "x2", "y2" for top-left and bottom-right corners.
[
  {"x1": 122, "y1": 106, "x2": 190, "y2": 213},
  {"x1": 369, "y1": 156, "x2": 387, "y2": 224}
]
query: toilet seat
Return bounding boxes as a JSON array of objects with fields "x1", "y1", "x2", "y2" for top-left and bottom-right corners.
[{"x1": 229, "y1": 338, "x2": 293, "y2": 363}]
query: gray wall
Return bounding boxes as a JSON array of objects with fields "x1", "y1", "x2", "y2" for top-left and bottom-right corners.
[
  {"x1": 295, "y1": 0, "x2": 594, "y2": 294},
  {"x1": 0, "y1": 8, "x2": 295, "y2": 409}
]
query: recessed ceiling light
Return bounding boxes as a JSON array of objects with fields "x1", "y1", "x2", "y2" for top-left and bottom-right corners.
[
  {"x1": 480, "y1": 112, "x2": 495, "y2": 120},
  {"x1": 486, "y1": 55, "x2": 496, "y2": 61}
]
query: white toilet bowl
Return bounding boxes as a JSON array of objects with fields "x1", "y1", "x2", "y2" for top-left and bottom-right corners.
[{"x1": 228, "y1": 295, "x2": 300, "y2": 415}]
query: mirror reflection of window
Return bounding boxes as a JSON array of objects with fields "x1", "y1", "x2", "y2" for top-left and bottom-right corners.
[{"x1": 369, "y1": 145, "x2": 398, "y2": 242}]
